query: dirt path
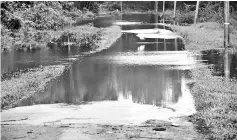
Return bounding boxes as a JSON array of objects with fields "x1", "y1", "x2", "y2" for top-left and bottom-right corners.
[{"x1": 1, "y1": 118, "x2": 199, "y2": 140}]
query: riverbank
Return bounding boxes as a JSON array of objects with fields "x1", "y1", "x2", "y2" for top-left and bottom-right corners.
[{"x1": 174, "y1": 22, "x2": 237, "y2": 139}]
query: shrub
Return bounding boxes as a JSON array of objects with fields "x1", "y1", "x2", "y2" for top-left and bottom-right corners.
[
  {"x1": 1, "y1": 25, "x2": 14, "y2": 51},
  {"x1": 177, "y1": 11, "x2": 195, "y2": 24},
  {"x1": 106, "y1": 2, "x2": 121, "y2": 11}
]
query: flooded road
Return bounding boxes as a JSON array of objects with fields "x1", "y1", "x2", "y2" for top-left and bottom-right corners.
[{"x1": 2, "y1": 13, "x2": 202, "y2": 125}]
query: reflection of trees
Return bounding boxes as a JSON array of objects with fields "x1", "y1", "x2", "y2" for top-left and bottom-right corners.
[
  {"x1": 19, "y1": 56, "x2": 184, "y2": 107},
  {"x1": 116, "y1": 66, "x2": 182, "y2": 106}
]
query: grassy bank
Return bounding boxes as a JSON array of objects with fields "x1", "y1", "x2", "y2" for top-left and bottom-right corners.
[
  {"x1": 173, "y1": 22, "x2": 237, "y2": 51},
  {"x1": 1, "y1": 65, "x2": 66, "y2": 110},
  {"x1": 173, "y1": 22, "x2": 237, "y2": 139}
]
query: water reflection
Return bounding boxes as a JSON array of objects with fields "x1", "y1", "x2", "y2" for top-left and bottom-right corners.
[
  {"x1": 201, "y1": 49, "x2": 237, "y2": 79},
  {"x1": 1, "y1": 14, "x2": 174, "y2": 76},
  {"x1": 1, "y1": 48, "x2": 82, "y2": 79},
  {"x1": 110, "y1": 33, "x2": 185, "y2": 52},
  {"x1": 19, "y1": 61, "x2": 189, "y2": 108},
  {"x1": 2, "y1": 13, "x2": 196, "y2": 117},
  {"x1": 224, "y1": 49, "x2": 230, "y2": 79}
]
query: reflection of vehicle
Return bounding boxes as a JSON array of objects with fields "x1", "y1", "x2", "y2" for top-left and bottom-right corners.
[
  {"x1": 122, "y1": 28, "x2": 174, "y2": 34},
  {"x1": 121, "y1": 28, "x2": 185, "y2": 46},
  {"x1": 136, "y1": 33, "x2": 183, "y2": 40},
  {"x1": 137, "y1": 45, "x2": 145, "y2": 51},
  {"x1": 137, "y1": 41, "x2": 185, "y2": 51}
]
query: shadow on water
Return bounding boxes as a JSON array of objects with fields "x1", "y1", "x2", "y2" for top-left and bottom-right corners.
[{"x1": 201, "y1": 48, "x2": 237, "y2": 79}]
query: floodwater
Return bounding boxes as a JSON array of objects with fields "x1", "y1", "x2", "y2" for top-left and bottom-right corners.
[
  {"x1": 201, "y1": 49, "x2": 237, "y2": 79},
  {"x1": 2, "y1": 13, "x2": 231, "y2": 124}
]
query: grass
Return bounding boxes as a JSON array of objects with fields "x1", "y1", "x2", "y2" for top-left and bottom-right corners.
[
  {"x1": 173, "y1": 22, "x2": 237, "y2": 139},
  {"x1": 1, "y1": 65, "x2": 66, "y2": 110},
  {"x1": 172, "y1": 22, "x2": 237, "y2": 51},
  {"x1": 189, "y1": 66, "x2": 237, "y2": 139}
]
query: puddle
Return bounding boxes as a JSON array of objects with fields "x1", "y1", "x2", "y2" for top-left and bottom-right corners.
[{"x1": 201, "y1": 49, "x2": 237, "y2": 79}]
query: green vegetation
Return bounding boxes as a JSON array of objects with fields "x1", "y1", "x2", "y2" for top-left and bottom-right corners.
[
  {"x1": 173, "y1": 22, "x2": 237, "y2": 51},
  {"x1": 169, "y1": 3, "x2": 237, "y2": 139},
  {"x1": 1, "y1": 1, "x2": 237, "y2": 139},
  {"x1": 189, "y1": 66, "x2": 237, "y2": 139},
  {"x1": 1, "y1": 65, "x2": 66, "y2": 109},
  {"x1": 0, "y1": 1, "x2": 100, "y2": 51},
  {"x1": 173, "y1": 20, "x2": 237, "y2": 140},
  {"x1": 50, "y1": 24, "x2": 102, "y2": 50}
]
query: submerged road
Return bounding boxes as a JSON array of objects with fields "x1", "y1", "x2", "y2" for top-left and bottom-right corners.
[{"x1": 1, "y1": 15, "x2": 203, "y2": 140}]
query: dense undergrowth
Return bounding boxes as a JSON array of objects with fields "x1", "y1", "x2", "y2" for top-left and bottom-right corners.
[
  {"x1": 49, "y1": 24, "x2": 102, "y2": 51},
  {"x1": 1, "y1": 1, "x2": 99, "y2": 51}
]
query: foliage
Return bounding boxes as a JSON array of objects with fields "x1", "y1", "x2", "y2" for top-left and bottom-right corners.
[
  {"x1": 177, "y1": 11, "x2": 195, "y2": 24},
  {"x1": 1, "y1": 25, "x2": 14, "y2": 51},
  {"x1": 73, "y1": 1, "x2": 100, "y2": 14},
  {"x1": 104, "y1": 2, "x2": 121, "y2": 11},
  {"x1": 122, "y1": 1, "x2": 154, "y2": 11},
  {"x1": 0, "y1": 1, "x2": 101, "y2": 51},
  {"x1": 16, "y1": 2, "x2": 72, "y2": 30},
  {"x1": 198, "y1": 2, "x2": 224, "y2": 23},
  {"x1": 51, "y1": 25, "x2": 102, "y2": 50}
]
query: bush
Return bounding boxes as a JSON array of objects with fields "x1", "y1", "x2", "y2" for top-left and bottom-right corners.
[
  {"x1": 177, "y1": 11, "x2": 195, "y2": 24},
  {"x1": 106, "y1": 2, "x2": 121, "y2": 11},
  {"x1": 17, "y1": 3, "x2": 72, "y2": 30},
  {"x1": 51, "y1": 25, "x2": 102, "y2": 50},
  {"x1": 1, "y1": 25, "x2": 14, "y2": 51},
  {"x1": 198, "y1": 2, "x2": 224, "y2": 23}
]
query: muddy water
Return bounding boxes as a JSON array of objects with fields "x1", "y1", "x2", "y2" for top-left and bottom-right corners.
[{"x1": 2, "y1": 14, "x2": 199, "y2": 124}]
